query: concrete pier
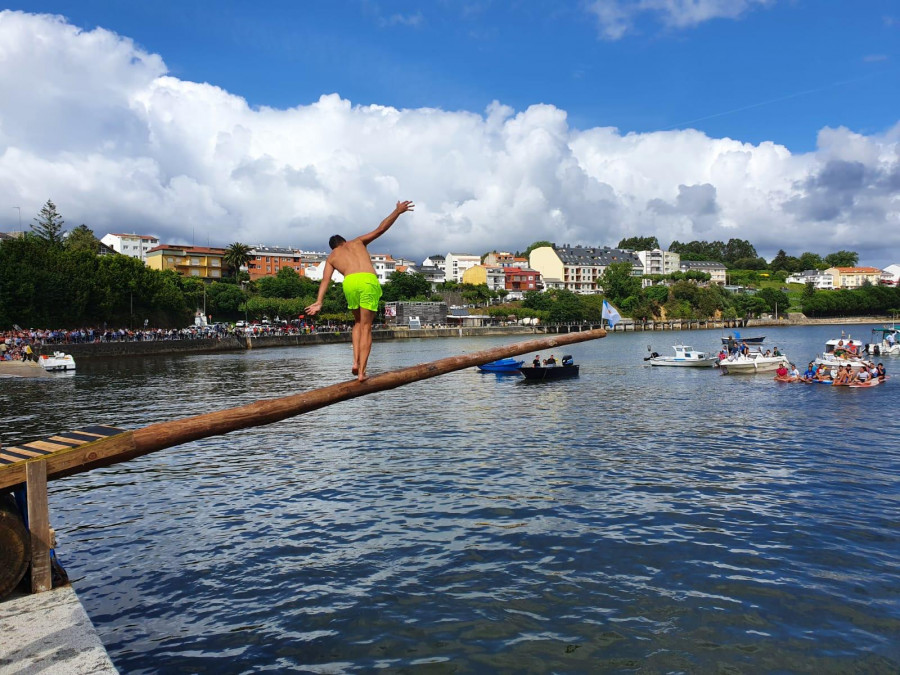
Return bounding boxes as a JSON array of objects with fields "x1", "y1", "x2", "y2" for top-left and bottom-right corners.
[{"x1": 0, "y1": 585, "x2": 117, "y2": 674}]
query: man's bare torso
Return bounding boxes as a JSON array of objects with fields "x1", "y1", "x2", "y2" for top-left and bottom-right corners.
[{"x1": 328, "y1": 238, "x2": 376, "y2": 276}]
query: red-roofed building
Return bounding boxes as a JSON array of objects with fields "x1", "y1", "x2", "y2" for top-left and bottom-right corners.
[
  {"x1": 825, "y1": 266, "x2": 883, "y2": 289},
  {"x1": 504, "y1": 267, "x2": 540, "y2": 292}
]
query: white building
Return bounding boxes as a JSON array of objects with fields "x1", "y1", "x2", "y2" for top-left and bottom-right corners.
[
  {"x1": 444, "y1": 253, "x2": 482, "y2": 283},
  {"x1": 637, "y1": 249, "x2": 681, "y2": 277},
  {"x1": 422, "y1": 255, "x2": 446, "y2": 275},
  {"x1": 786, "y1": 269, "x2": 834, "y2": 290},
  {"x1": 882, "y1": 264, "x2": 900, "y2": 286},
  {"x1": 369, "y1": 253, "x2": 397, "y2": 283},
  {"x1": 679, "y1": 261, "x2": 727, "y2": 285},
  {"x1": 100, "y1": 233, "x2": 160, "y2": 262},
  {"x1": 529, "y1": 245, "x2": 642, "y2": 294}
]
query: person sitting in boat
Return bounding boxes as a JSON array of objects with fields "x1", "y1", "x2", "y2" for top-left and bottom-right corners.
[
  {"x1": 764, "y1": 349, "x2": 772, "y2": 357},
  {"x1": 533, "y1": 354, "x2": 541, "y2": 368},
  {"x1": 815, "y1": 364, "x2": 833, "y2": 381},
  {"x1": 545, "y1": 354, "x2": 557, "y2": 366},
  {"x1": 740, "y1": 343, "x2": 750, "y2": 356},
  {"x1": 876, "y1": 363, "x2": 887, "y2": 381},
  {"x1": 773, "y1": 346, "x2": 782, "y2": 356}
]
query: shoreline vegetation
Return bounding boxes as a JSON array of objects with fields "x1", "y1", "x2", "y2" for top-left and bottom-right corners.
[{"x1": 10, "y1": 315, "x2": 893, "y2": 364}]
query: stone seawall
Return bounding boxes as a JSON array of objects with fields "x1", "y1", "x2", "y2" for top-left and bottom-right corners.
[{"x1": 37, "y1": 326, "x2": 540, "y2": 360}]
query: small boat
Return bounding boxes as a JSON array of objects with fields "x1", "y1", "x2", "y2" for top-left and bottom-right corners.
[
  {"x1": 477, "y1": 357, "x2": 525, "y2": 373},
  {"x1": 721, "y1": 331, "x2": 765, "y2": 345},
  {"x1": 38, "y1": 351, "x2": 76, "y2": 372},
  {"x1": 866, "y1": 327, "x2": 899, "y2": 356},
  {"x1": 719, "y1": 351, "x2": 789, "y2": 374},
  {"x1": 519, "y1": 355, "x2": 579, "y2": 380},
  {"x1": 647, "y1": 345, "x2": 717, "y2": 367},
  {"x1": 814, "y1": 335, "x2": 868, "y2": 372}
]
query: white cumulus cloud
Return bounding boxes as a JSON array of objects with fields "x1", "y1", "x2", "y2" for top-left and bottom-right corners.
[{"x1": 0, "y1": 10, "x2": 897, "y2": 267}]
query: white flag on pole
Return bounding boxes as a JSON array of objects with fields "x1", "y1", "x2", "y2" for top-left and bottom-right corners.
[{"x1": 602, "y1": 300, "x2": 621, "y2": 328}]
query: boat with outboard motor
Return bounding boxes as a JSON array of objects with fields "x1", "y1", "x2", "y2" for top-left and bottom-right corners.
[
  {"x1": 866, "y1": 326, "x2": 899, "y2": 356},
  {"x1": 647, "y1": 345, "x2": 717, "y2": 367},
  {"x1": 720, "y1": 331, "x2": 765, "y2": 345},
  {"x1": 518, "y1": 355, "x2": 579, "y2": 380}
]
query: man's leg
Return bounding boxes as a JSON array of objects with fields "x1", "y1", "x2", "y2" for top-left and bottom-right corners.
[
  {"x1": 351, "y1": 308, "x2": 362, "y2": 376},
  {"x1": 356, "y1": 308, "x2": 375, "y2": 382}
]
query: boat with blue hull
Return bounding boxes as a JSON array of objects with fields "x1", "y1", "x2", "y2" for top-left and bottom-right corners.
[{"x1": 477, "y1": 357, "x2": 525, "y2": 373}]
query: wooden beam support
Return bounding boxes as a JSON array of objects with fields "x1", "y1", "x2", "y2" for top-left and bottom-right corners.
[
  {"x1": 0, "y1": 328, "x2": 605, "y2": 488},
  {"x1": 26, "y1": 460, "x2": 51, "y2": 593}
]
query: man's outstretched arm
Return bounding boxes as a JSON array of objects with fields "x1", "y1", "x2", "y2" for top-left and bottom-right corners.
[
  {"x1": 358, "y1": 201, "x2": 414, "y2": 246},
  {"x1": 305, "y1": 259, "x2": 335, "y2": 316}
]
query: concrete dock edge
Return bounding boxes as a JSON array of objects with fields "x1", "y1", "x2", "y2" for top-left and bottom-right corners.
[{"x1": 0, "y1": 585, "x2": 117, "y2": 674}]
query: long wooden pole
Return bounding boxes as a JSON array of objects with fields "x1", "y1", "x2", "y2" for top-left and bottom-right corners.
[{"x1": 0, "y1": 328, "x2": 605, "y2": 488}]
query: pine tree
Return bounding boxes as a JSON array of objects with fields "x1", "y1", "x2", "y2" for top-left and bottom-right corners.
[{"x1": 31, "y1": 199, "x2": 66, "y2": 247}]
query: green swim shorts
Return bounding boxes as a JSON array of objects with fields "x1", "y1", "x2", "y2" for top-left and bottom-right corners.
[{"x1": 342, "y1": 273, "x2": 382, "y2": 312}]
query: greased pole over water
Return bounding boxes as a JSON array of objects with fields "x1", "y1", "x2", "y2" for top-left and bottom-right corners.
[{"x1": 0, "y1": 328, "x2": 607, "y2": 489}]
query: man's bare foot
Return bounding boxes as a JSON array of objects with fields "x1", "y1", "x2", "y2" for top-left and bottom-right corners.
[
  {"x1": 357, "y1": 371, "x2": 368, "y2": 383},
  {"x1": 352, "y1": 363, "x2": 359, "y2": 375}
]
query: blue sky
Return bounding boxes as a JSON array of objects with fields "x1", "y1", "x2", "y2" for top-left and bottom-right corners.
[
  {"x1": 1, "y1": 2, "x2": 898, "y2": 264},
  {"x1": 14, "y1": 0, "x2": 897, "y2": 151}
]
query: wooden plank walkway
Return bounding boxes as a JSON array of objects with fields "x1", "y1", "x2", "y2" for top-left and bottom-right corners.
[{"x1": 1, "y1": 425, "x2": 125, "y2": 467}]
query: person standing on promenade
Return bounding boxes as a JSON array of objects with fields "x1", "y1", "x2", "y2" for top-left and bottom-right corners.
[{"x1": 305, "y1": 201, "x2": 414, "y2": 383}]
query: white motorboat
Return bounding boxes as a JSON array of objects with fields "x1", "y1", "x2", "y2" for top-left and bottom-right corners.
[
  {"x1": 866, "y1": 327, "x2": 899, "y2": 356},
  {"x1": 719, "y1": 351, "x2": 789, "y2": 374},
  {"x1": 814, "y1": 334, "x2": 868, "y2": 371},
  {"x1": 38, "y1": 351, "x2": 76, "y2": 372},
  {"x1": 647, "y1": 345, "x2": 718, "y2": 367}
]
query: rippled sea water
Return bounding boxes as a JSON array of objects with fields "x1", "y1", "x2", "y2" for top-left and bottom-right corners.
[{"x1": 2, "y1": 324, "x2": 898, "y2": 673}]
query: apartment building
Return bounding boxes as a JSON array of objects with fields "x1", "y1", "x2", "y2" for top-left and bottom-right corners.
[
  {"x1": 444, "y1": 253, "x2": 481, "y2": 283},
  {"x1": 101, "y1": 233, "x2": 160, "y2": 262},
  {"x1": 825, "y1": 266, "x2": 883, "y2": 289},
  {"x1": 785, "y1": 270, "x2": 834, "y2": 290},
  {"x1": 145, "y1": 245, "x2": 227, "y2": 279},
  {"x1": 529, "y1": 245, "x2": 642, "y2": 294},
  {"x1": 461, "y1": 265, "x2": 506, "y2": 291},
  {"x1": 503, "y1": 267, "x2": 540, "y2": 293},
  {"x1": 679, "y1": 260, "x2": 727, "y2": 285},
  {"x1": 637, "y1": 249, "x2": 681, "y2": 277}
]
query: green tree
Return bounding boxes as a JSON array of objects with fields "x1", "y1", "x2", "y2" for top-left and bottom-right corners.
[
  {"x1": 723, "y1": 238, "x2": 757, "y2": 265},
  {"x1": 600, "y1": 262, "x2": 641, "y2": 305},
  {"x1": 617, "y1": 236, "x2": 659, "y2": 251},
  {"x1": 732, "y1": 256, "x2": 767, "y2": 270},
  {"x1": 798, "y1": 251, "x2": 825, "y2": 270},
  {"x1": 65, "y1": 224, "x2": 101, "y2": 254},
  {"x1": 756, "y1": 287, "x2": 790, "y2": 315},
  {"x1": 224, "y1": 242, "x2": 252, "y2": 280},
  {"x1": 382, "y1": 271, "x2": 431, "y2": 302},
  {"x1": 31, "y1": 199, "x2": 66, "y2": 247},
  {"x1": 547, "y1": 289, "x2": 583, "y2": 322},
  {"x1": 824, "y1": 250, "x2": 859, "y2": 268}
]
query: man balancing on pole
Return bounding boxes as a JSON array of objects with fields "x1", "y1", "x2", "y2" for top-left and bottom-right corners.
[{"x1": 305, "y1": 201, "x2": 414, "y2": 382}]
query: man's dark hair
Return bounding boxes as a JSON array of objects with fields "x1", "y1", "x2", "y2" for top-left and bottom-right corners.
[{"x1": 328, "y1": 235, "x2": 346, "y2": 250}]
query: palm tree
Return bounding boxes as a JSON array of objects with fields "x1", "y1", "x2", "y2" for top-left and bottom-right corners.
[{"x1": 224, "y1": 242, "x2": 252, "y2": 280}]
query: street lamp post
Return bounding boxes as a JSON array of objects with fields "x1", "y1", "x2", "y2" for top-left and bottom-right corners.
[{"x1": 12, "y1": 206, "x2": 21, "y2": 233}]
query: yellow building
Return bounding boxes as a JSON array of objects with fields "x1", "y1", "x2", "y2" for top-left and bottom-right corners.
[
  {"x1": 145, "y1": 245, "x2": 227, "y2": 279},
  {"x1": 825, "y1": 266, "x2": 883, "y2": 289}
]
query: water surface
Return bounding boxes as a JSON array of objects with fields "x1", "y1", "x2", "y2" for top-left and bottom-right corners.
[{"x1": 2, "y1": 324, "x2": 898, "y2": 672}]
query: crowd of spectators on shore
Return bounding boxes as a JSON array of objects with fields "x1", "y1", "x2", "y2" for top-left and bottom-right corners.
[{"x1": 0, "y1": 322, "x2": 339, "y2": 360}]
